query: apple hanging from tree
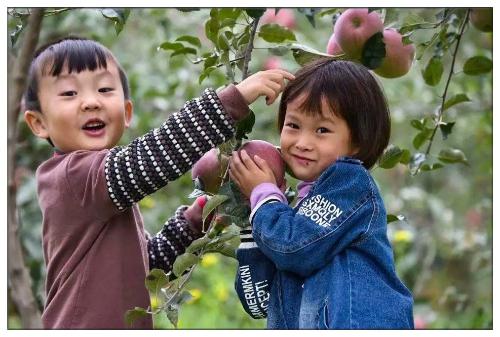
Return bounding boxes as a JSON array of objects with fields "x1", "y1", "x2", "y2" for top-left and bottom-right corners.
[
  {"x1": 334, "y1": 8, "x2": 384, "y2": 60},
  {"x1": 263, "y1": 56, "x2": 282, "y2": 70},
  {"x1": 326, "y1": 33, "x2": 343, "y2": 56},
  {"x1": 470, "y1": 8, "x2": 493, "y2": 32},
  {"x1": 260, "y1": 8, "x2": 296, "y2": 29},
  {"x1": 191, "y1": 149, "x2": 229, "y2": 194},
  {"x1": 238, "y1": 140, "x2": 286, "y2": 187},
  {"x1": 374, "y1": 28, "x2": 415, "y2": 78}
]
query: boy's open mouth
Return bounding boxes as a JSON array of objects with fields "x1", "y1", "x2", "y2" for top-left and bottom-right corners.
[{"x1": 82, "y1": 120, "x2": 106, "y2": 131}]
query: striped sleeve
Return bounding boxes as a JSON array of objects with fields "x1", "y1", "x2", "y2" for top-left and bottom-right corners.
[{"x1": 104, "y1": 88, "x2": 235, "y2": 210}]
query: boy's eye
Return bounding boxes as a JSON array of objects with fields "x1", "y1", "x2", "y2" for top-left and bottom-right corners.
[
  {"x1": 98, "y1": 87, "x2": 114, "y2": 93},
  {"x1": 60, "y1": 90, "x2": 77, "y2": 97},
  {"x1": 317, "y1": 127, "x2": 331, "y2": 134}
]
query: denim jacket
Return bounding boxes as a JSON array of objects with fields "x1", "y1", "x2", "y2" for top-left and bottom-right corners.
[{"x1": 235, "y1": 157, "x2": 414, "y2": 329}]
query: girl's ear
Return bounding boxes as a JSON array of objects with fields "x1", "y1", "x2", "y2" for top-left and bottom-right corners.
[
  {"x1": 24, "y1": 110, "x2": 49, "y2": 139},
  {"x1": 124, "y1": 99, "x2": 133, "y2": 128}
]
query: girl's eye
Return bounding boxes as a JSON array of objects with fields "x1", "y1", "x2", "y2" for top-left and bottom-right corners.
[
  {"x1": 317, "y1": 127, "x2": 331, "y2": 134},
  {"x1": 60, "y1": 91, "x2": 77, "y2": 97},
  {"x1": 98, "y1": 87, "x2": 114, "y2": 93},
  {"x1": 285, "y1": 122, "x2": 299, "y2": 129}
]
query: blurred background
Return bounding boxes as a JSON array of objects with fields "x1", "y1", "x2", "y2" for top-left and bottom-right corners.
[{"x1": 8, "y1": 8, "x2": 492, "y2": 329}]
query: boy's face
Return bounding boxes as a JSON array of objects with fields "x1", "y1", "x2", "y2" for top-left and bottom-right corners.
[
  {"x1": 25, "y1": 60, "x2": 132, "y2": 153},
  {"x1": 280, "y1": 94, "x2": 357, "y2": 182}
]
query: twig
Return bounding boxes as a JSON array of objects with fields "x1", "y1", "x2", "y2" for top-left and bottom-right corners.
[
  {"x1": 241, "y1": 18, "x2": 260, "y2": 80},
  {"x1": 422, "y1": 9, "x2": 470, "y2": 159}
]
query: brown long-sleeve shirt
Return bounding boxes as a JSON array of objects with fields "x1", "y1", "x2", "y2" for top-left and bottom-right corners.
[{"x1": 37, "y1": 86, "x2": 248, "y2": 328}]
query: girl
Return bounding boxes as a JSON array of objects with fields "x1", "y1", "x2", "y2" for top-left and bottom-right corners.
[{"x1": 229, "y1": 58, "x2": 414, "y2": 329}]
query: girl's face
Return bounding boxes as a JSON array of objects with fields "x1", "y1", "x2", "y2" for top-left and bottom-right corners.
[
  {"x1": 26, "y1": 60, "x2": 132, "y2": 153},
  {"x1": 280, "y1": 94, "x2": 357, "y2": 182}
]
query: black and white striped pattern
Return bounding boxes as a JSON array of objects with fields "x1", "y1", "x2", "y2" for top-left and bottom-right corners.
[
  {"x1": 239, "y1": 227, "x2": 257, "y2": 249},
  {"x1": 104, "y1": 88, "x2": 235, "y2": 210},
  {"x1": 148, "y1": 206, "x2": 202, "y2": 271}
]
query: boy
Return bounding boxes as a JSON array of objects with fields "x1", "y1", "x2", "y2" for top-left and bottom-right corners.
[{"x1": 23, "y1": 36, "x2": 293, "y2": 328}]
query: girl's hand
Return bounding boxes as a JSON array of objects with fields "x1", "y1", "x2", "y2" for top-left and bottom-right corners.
[
  {"x1": 229, "y1": 150, "x2": 277, "y2": 198},
  {"x1": 236, "y1": 69, "x2": 295, "y2": 105}
]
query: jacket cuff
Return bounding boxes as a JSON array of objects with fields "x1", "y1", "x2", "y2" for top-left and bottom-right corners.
[{"x1": 217, "y1": 84, "x2": 249, "y2": 122}]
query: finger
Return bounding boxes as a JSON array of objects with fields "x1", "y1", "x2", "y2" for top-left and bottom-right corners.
[
  {"x1": 239, "y1": 150, "x2": 260, "y2": 171},
  {"x1": 266, "y1": 69, "x2": 295, "y2": 81},
  {"x1": 230, "y1": 150, "x2": 247, "y2": 170},
  {"x1": 254, "y1": 155, "x2": 275, "y2": 178}
]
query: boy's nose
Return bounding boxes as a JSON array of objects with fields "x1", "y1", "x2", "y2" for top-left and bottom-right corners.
[
  {"x1": 81, "y1": 96, "x2": 101, "y2": 111},
  {"x1": 295, "y1": 136, "x2": 314, "y2": 151}
]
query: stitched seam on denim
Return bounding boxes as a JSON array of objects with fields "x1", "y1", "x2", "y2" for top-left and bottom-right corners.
[
  {"x1": 351, "y1": 195, "x2": 377, "y2": 247},
  {"x1": 347, "y1": 252, "x2": 353, "y2": 329},
  {"x1": 262, "y1": 194, "x2": 371, "y2": 254},
  {"x1": 250, "y1": 197, "x2": 282, "y2": 223}
]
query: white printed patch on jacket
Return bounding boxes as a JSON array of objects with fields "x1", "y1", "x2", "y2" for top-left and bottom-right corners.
[{"x1": 297, "y1": 194, "x2": 343, "y2": 228}]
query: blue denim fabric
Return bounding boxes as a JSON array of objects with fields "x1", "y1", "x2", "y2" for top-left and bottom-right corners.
[{"x1": 235, "y1": 157, "x2": 414, "y2": 329}]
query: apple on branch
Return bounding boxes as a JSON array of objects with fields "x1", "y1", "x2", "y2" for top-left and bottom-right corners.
[
  {"x1": 470, "y1": 8, "x2": 492, "y2": 33},
  {"x1": 374, "y1": 28, "x2": 415, "y2": 79},
  {"x1": 333, "y1": 8, "x2": 384, "y2": 60},
  {"x1": 238, "y1": 140, "x2": 286, "y2": 188},
  {"x1": 191, "y1": 148, "x2": 229, "y2": 194},
  {"x1": 260, "y1": 8, "x2": 296, "y2": 29}
]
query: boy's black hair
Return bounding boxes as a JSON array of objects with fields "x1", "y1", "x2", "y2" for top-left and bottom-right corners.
[
  {"x1": 278, "y1": 58, "x2": 391, "y2": 169},
  {"x1": 24, "y1": 36, "x2": 130, "y2": 112}
]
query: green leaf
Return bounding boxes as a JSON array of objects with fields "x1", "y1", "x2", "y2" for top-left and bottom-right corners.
[
  {"x1": 171, "y1": 47, "x2": 197, "y2": 57},
  {"x1": 203, "y1": 194, "x2": 229, "y2": 223},
  {"x1": 361, "y1": 32, "x2": 386, "y2": 69},
  {"x1": 125, "y1": 307, "x2": 148, "y2": 327},
  {"x1": 172, "y1": 252, "x2": 199, "y2": 277},
  {"x1": 443, "y1": 94, "x2": 470, "y2": 111},
  {"x1": 188, "y1": 188, "x2": 205, "y2": 199},
  {"x1": 235, "y1": 110, "x2": 256, "y2": 140},
  {"x1": 145, "y1": 269, "x2": 169, "y2": 293},
  {"x1": 399, "y1": 149, "x2": 412, "y2": 165},
  {"x1": 438, "y1": 148, "x2": 468, "y2": 165},
  {"x1": 166, "y1": 306, "x2": 179, "y2": 328},
  {"x1": 318, "y1": 8, "x2": 340, "y2": 18},
  {"x1": 159, "y1": 42, "x2": 185, "y2": 51},
  {"x1": 421, "y1": 163, "x2": 444, "y2": 171},
  {"x1": 199, "y1": 66, "x2": 217, "y2": 84},
  {"x1": 259, "y1": 24, "x2": 296, "y2": 43},
  {"x1": 176, "y1": 8, "x2": 200, "y2": 12},
  {"x1": 186, "y1": 236, "x2": 212, "y2": 254},
  {"x1": 410, "y1": 118, "x2": 427, "y2": 131},
  {"x1": 422, "y1": 56, "x2": 443, "y2": 86},
  {"x1": 219, "y1": 8, "x2": 242, "y2": 21},
  {"x1": 245, "y1": 8, "x2": 266, "y2": 19},
  {"x1": 205, "y1": 16, "x2": 220, "y2": 45},
  {"x1": 269, "y1": 45, "x2": 290, "y2": 56},
  {"x1": 10, "y1": 24, "x2": 24, "y2": 47},
  {"x1": 387, "y1": 214, "x2": 406, "y2": 224},
  {"x1": 412, "y1": 129, "x2": 433, "y2": 149},
  {"x1": 297, "y1": 8, "x2": 319, "y2": 27},
  {"x1": 290, "y1": 43, "x2": 335, "y2": 66},
  {"x1": 101, "y1": 8, "x2": 130, "y2": 35},
  {"x1": 175, "y1": 35, "x2": 201, "y2": 48},
  {"x1": 439, "y1": 122, "x2": 455, "y2": 140},
  {"x1": 378, "y1": 144, "x2": 404, "y2": 169},
  {"x1": 463, "y1": 56, "x2": 493, "y2": 75},
  {"x1": 212, "y1": 242, "x2": 237, "y2": 259}
]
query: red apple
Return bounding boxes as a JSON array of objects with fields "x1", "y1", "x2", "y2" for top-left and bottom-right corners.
[
  {"x1": 470, "y1": 8, "x2": 493, "y2": 32},
  {"x1": 263, "y1": 56, "x2": 282, "y2": 70},
  {"x1": 334, "y1": 8, "x2": 384, "y2": 60},
  {"x1": 239, "y1": 140, "x2": 286, "y2": 187},
  {"x1": 374, "y1": 28, "x2": 415, "y2": 78},
  {"x1": 414, "y1": 315, "x2": 427, "y2": 329},
  {"x1": 192, "y1": 148, "x2": 229, "y2": 194},
  {"x1": 326, "y1": 33, "x2": 343, "y2": 56},
  {"x1": 260, "y1": 8, "x2": 296, "y2": 29}
]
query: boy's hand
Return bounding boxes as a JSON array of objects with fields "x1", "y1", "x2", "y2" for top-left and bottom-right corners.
[
  {"x1": 229, "y1": 150, "x2": 276, "y2": 198},
  {"x1": 236, "y1": 69, "x2": 295, "y2": 105}
]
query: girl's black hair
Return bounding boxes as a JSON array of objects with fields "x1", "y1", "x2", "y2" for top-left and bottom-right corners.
[
  {"x1": 278, "y1": 58, "x2": 391, "y2": 169},
  {"x1": 24, "y1": 36, "x2": 130, "y2": 112}
]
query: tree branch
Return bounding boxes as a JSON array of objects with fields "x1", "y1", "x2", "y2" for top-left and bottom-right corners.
[
  {"x1": 241, "y1": 18, "x2": 260, "y2": 80},
  {"x1": 8, "y1": 8, "x2": 45, "y2": 329},
  {"x1": 421, "y1": 10, "x2": 470, "y2": 161}
]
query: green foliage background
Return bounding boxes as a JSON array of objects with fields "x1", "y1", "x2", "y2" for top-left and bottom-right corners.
[{"x1": 9, "y1": 8, "x2": 492, "y2": 329}]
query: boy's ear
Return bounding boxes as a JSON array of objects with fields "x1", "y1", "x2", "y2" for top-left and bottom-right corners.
[
  {"x1": 124, "y1": 99, "x2": 133, "y2": 128},
  {"x1": 24, "y1": 110, "x2": 49, "y2": 139}
]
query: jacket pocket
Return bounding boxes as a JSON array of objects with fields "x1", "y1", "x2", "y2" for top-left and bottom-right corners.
[{"x1": 316, "y1": 299, "x2": 330, "y2": 329}]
